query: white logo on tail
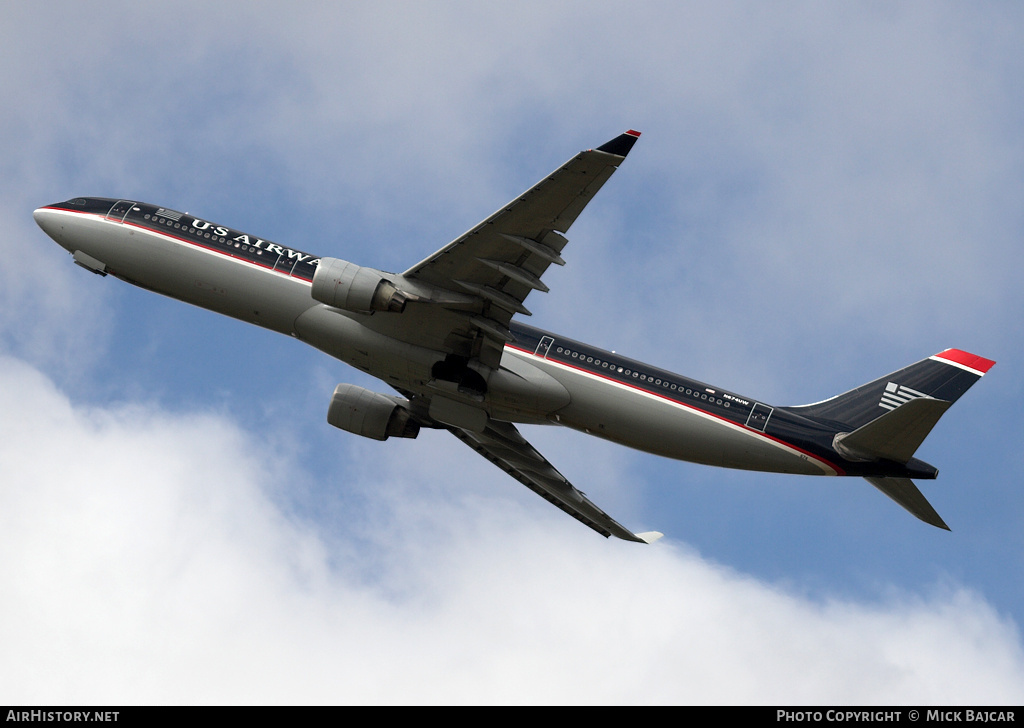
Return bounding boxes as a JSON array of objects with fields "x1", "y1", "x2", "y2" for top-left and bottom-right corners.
[{"x1": 879, "y1": 382, "x2": 930, "y2": 410}]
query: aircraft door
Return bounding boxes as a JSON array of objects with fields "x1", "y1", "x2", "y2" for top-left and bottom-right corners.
[
  {"x1": 105, "y1": 200, "x2": 134, "y2": 223},
  {"x1": 535, "y1": 336, "x2": 555, "y2": 358},
  {"x1": 273, "y1": 254, "x2": 296, "y2": 276},
  {"x1": 746, "y1": 403, "x2": 773, "y2": 432}
]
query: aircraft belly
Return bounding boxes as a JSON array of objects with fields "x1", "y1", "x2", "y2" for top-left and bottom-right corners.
[
  {"x1": 293, "y1": 304, "x2": 440, "y2": 385},
  {"x1": 535, "y1": 358, "x2": 824, "y2": 475},
  {"x1": 359, "y1": 302, "x2": 477, "y2": 357},
  {"x1": 486, "y1": 353, "x2": 570, "y2": 421},
  {"x1": 115, "y1": 226, "x2": 312, "y2": 334}
]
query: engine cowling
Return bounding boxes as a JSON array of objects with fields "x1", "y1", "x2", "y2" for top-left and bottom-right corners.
[
  {"x1": 327, "y1": 384, "x2": 420, "y2": 441},
  {"x1": 311, "y1": 257, "x2": 409, "y2": 313}
]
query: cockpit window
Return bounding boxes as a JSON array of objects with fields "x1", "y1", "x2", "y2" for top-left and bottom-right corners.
[{"x1": 68, "y1": 199, "x2": 88, "y2": 206}]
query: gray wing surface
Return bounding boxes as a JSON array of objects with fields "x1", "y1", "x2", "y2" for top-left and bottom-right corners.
[
  {"x1": 864, "y1": 477, "x2": 950, "y2": 530},
  {"x1": 448, "y1": 420, "x2": 662, "y2": 544},
  {"x1": 396, "y1": 132, "x2": 657, "y2": 543},
  {"x1": 400, "y1": 130, "x2": 641, "y2": 368}
]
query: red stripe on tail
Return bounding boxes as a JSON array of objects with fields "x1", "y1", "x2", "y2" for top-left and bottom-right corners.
[{"x1": 934, "y1": 349, "x2": 996, "y2": 374}]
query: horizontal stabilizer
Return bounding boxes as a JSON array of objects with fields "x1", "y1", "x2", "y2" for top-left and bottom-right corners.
[
  {"x1": 864, "y1": 477, "x2": 949, "y2": 530},
  {"x1": 834, "y1": 397, "x2": 952, "y2": 463}
]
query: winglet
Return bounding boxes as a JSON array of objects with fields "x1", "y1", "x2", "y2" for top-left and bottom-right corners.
[
  {"x1": 596, "y1": 129, "x2": 641, "y2": 158},
  {"x1": 634, "y1": 531, "x2": 664, "y2": 544}
]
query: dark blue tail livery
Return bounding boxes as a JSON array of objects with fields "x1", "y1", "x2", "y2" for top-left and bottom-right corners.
[{"x1": 788, "y1": 349, "x2": 995, "y2": 431}]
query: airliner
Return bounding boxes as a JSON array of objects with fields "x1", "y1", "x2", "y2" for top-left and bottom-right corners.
[{"x1": 33, "y1": 130, "x2": 994, "y2": 543}]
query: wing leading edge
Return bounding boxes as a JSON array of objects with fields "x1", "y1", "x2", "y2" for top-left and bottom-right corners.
[
  {"x1": 449, "y1": 420, "x2": 663, "y2": 544},
  {"x1": 401, "y1": 130, "x2": 641, "y2": 368}
]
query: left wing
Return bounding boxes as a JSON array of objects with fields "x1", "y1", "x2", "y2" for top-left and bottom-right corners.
[
  {"x1": 400, "y1": 130, "x2": 640, "y2": 368},
  {"x1": 449, "y1": 420, "x2": 663, "y2": 544}
]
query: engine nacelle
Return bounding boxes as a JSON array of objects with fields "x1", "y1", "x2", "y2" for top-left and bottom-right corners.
[
  {"x1": 311, "y1": 257, "x2": 409, "y2": 313},
  {"x1": 327, "y1": 384, "x2": 420, "y2": 441}
]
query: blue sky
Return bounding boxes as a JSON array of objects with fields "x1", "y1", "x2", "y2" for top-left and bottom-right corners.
[{"x1": 2, "y1": 1, "x2": 1023, "y2": 704}]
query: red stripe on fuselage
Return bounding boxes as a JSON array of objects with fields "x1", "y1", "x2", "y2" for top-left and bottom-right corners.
[
  {"x1": 40, "y1": 206, "x2": 94, "y2": 217},
  {"x1": 124, "y1": 219, "x2": 315, "y2": 282},
  {"x1": 504, "y1": 343, "x2": 843, "y2": 475},
  {"x1": 50, "y1": 208, "x2": 316, "y2": 283}
]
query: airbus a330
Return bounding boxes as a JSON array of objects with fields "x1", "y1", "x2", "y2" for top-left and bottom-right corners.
[{"x1": 34, "y1": 130, "x2": 994, "y2": 542}]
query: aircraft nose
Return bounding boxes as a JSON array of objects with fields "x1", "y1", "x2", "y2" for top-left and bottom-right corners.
[{"x1": 34, "y1": 206, "x2": 68, "y2": 249}]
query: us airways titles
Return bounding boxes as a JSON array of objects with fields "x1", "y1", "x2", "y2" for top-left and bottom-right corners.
[{"x1": 170, "y1": 213, "x2": 321, "y2": 268}]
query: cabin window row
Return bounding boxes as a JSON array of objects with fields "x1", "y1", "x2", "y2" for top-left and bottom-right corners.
[
  {"x1": 144, "y1": 213, "x2": 266, "y2": 255},
  {"x1": 553, "y1": 346, "x2": 729, "y2": 407}
]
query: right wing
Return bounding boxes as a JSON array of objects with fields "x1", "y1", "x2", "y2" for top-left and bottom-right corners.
[
  {"x1": 448, "y1": 420, "x2": 663, "y2": 544},
  {"x1": 397, "y1": 130, "x2": 641, "y2": 368}
]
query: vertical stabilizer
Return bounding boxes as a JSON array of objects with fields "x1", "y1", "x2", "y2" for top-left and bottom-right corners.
[
  {"x1": 792, "y1": 349, "x2": 994, "y2": 530},
  {"x1": 790, "y1": 349, "x2": 994, "y2": 430}
]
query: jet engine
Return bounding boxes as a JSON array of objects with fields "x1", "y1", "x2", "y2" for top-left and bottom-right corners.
[
  {"x1": 327, "y1": 383, "x2": 420, "y2": 441},
  {"x1": 311, "y1": 257, "x2": 410, "y2": 314}
]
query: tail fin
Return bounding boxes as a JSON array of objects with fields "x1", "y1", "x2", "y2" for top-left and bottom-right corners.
[
  {"x1": 791, "y1": 349, "x2": 994, "y2": 530},
  {"x1": 790, "y1": 349, "x2": 995, "y2": 431}
]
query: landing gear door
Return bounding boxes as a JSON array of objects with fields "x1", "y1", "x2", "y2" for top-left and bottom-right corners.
[
  {"x1": 105, "y1": 200, "x2": 135, "y2": 223},
  {"x1": 535, "y1": 336, "x2": 555, "y2": 358}
]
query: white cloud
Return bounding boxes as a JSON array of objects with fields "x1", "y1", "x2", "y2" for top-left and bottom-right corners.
[{"x1": 1, "y1": 354, "x2": 1021, "y2": 704}]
